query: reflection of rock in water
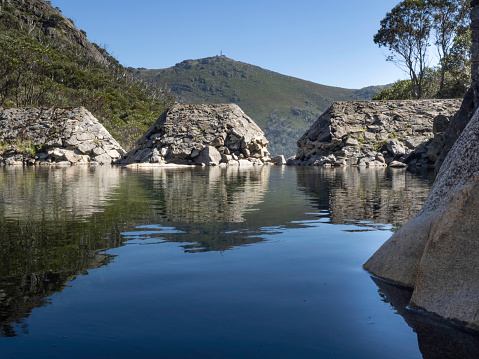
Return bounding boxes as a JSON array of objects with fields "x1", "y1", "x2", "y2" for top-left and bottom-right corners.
[
  {"x1": 0, "y1": 166, "x2": 124, "y2": 221},
  {"x1": 0, "y1": 165, "x2": 272, "y2": 335},
  {"x1": 147, "y1": 166, "x2": 270, "y2": 223},
  {"x1": 0, "y1": 166, "x2": 130, "y2": 337},
  {"x1": 371, "y1": 277, "x2": 479, "y2": 359},
  {"x1": 296, "y1": 167, "x2": 433, "y2": 228}
]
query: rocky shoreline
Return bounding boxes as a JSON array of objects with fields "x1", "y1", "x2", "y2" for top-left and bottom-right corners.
[
  {"x1": 0, "y1": 107, "x2": 125, "y2": 166},
  {"x1": 362, "y1": 0, "x2": 479, "y2": 332},
  {"x1": 117, "y1": 103, "x2": 275, "y2": 167},
  {"x1": 0, "y1": 101, "x2": 462, "y2": 169},
  {"x1": 292, "y1": 99, "x2": 461, "y2": 169}
]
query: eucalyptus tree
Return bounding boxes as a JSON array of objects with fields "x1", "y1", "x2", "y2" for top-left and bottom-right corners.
[
  {"x1": 374, "y1": 0, "x2": 432, "y2": 99},
  {"x1": 374, "y1": 0, "x2": 470, "y2": 99},
  {"x1": 429, "y1": 0, "x2": 470, "y2": 95}
]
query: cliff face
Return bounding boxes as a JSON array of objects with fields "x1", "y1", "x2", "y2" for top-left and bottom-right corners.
[
  {"x1": 364, "y1": 105, "x2": 479, "y2": 330},
  {"x1": 294, "y1": 100, "x2": 461, "y2": 168},
  {"x1": 0, "y1": 107, "x2": 125, "y2": 165}
]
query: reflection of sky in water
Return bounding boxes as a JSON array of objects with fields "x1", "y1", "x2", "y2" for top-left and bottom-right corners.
[{"x1": 1, "y1": 166, "x2": 477, "y2": 358}]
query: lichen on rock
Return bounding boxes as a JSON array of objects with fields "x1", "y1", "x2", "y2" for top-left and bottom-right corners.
[
  {"x1": 292, "y1": 100, "x2": 461, "y2": 168},
  {"x1": 117, "y1": 104, "x2": 272, "y2": 166}
]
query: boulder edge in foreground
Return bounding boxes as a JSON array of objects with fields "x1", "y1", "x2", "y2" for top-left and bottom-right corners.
[{"x1": 363, "y1": 106, "x2": 479, "y2": 330}]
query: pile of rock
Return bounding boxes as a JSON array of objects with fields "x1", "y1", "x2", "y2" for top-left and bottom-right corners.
[
  {"x1": 292, "y1": 100, "x2": 461, "y2": 168},
  {"x1": 118, "y1": 104, "x2": 274, "y2": 166},
  {"x1": 0, "y1": 107, "x2": 125, "y2": 166}
]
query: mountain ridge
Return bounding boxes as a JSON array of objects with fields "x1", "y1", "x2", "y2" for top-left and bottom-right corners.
[{"x1": 134, "y1": 56, "x2": 389, "y2": 156}]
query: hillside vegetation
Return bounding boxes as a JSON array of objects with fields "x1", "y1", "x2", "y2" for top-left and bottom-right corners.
[
  {"x1": 0, "y1": 0, "x2": 175, "y2": 149},
  {"x1": 135, "y1": 57, "x2": 388, "y2": 156}
]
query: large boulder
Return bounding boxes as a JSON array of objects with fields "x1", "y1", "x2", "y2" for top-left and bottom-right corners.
[
  {"x1": 193, "y1": 146, "x2": 222, "y2": 165},
  {"x1": 118, "y1": 104, "x2": 271, "y2": 166},
  {"x1": 0, "y1": 107, "x2": 125, "y2": 166},
  {"x1": 363, "y1": 106, "x2": 479, "y2": 330}
]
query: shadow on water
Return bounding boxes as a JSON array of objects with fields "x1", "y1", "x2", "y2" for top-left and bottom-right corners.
[{"x1": 372, "y1": 277, "x2": 479, "y2": 359}]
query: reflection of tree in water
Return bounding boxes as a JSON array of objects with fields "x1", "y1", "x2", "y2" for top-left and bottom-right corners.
[
  {"x1": 295, "y1": 167, "x2": 434, "y2": 229},
  {"x1": 372, "y1": 277, "x2": 479, "y2": 359}
]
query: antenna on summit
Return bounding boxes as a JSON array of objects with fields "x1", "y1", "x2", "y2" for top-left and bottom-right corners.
[{"x1": 220, "y1": 50, "x2": 223, "y2": 56}]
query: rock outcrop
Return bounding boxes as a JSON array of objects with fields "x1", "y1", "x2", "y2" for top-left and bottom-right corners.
[
  {"x1": 0, "y1": 107, "x2": 125, "y2": 165},
  {"x1": 363, "y1": 106, "x2": 479, "y2": 330},
  {"x1": 293, "y1": 100, "x2": 461, "y2": 168},
  {"x1": 433, "y1": 1, "x2": 479, "y2": 173},
  {"x1": 118, "y1": 104, "x2": 271, "y2": 166}
]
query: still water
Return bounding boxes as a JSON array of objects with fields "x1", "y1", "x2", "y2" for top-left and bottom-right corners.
[{"x1": 0, "y1": 166, "x2": 477, "y2": 358}]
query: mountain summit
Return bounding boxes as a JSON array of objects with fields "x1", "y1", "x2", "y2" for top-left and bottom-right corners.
[{"x1": 134, "y1": 56, "x2": 387, "y2": 156}]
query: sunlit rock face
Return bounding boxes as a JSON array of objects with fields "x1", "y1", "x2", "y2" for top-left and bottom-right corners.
[
  {"x1": 364, "y1": 106, "x2": 479, "y2": 330},
  {"x1": 293, "y1": 100, "x2": 461, "y2": 168},
  {"x1": 117, "y1": 104, "x2": 271, "y2": 166},
  {"x1": 364, "y1": 2, "x2": 479, "y2": 331},
  {"x1": 434, "y1": 1, "x2": 479, "y2": 172},
  {"x1": 0, "y1": 107, "x2": 125, "y2": 166}
]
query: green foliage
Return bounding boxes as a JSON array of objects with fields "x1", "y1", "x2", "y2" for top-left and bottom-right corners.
[
  {"x1": 374, "y1": 0, "x2": 432, "y2": 99},
  {"x1": 44, "y1": 13, "x2": 63, "y2": 28},
  {"x1": 373, "y1": 65, "x2": 469, "y2": 100},
  {"x1": 0, "y1": 140, "x2": 36, "y2": 156},
  {"x1": 0, "y1": 1, "x2": 175, "y2": 150},
  {"x1": 135, "y1": 56, "x2": 384, "y2": 157},
  {"x1": 373, "y1": 80, "x2": 415, "y2": 100},
  {"x1": 373, "y1": 140, "x2": 386, "y2": 151},
  {"x1": 375, "y1": 0, "x2": 470, "y2": 99}
]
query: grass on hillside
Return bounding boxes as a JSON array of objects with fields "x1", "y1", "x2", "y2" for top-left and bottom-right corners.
[
  {"x1": 0, "y1": 1, "x2": 175, "y2": 150},
  {"x1": 135, "y1": 56, "x2": 386, "y2": 156}
]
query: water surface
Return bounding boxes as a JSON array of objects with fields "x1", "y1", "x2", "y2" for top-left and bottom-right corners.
[{"x1": 0, "y1": 166, "x2": 477, "y2": 358}]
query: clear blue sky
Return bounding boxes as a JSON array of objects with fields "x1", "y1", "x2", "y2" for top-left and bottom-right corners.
[{"x1": 50, "y1": 0, "x2": 404, "y2": 89}]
